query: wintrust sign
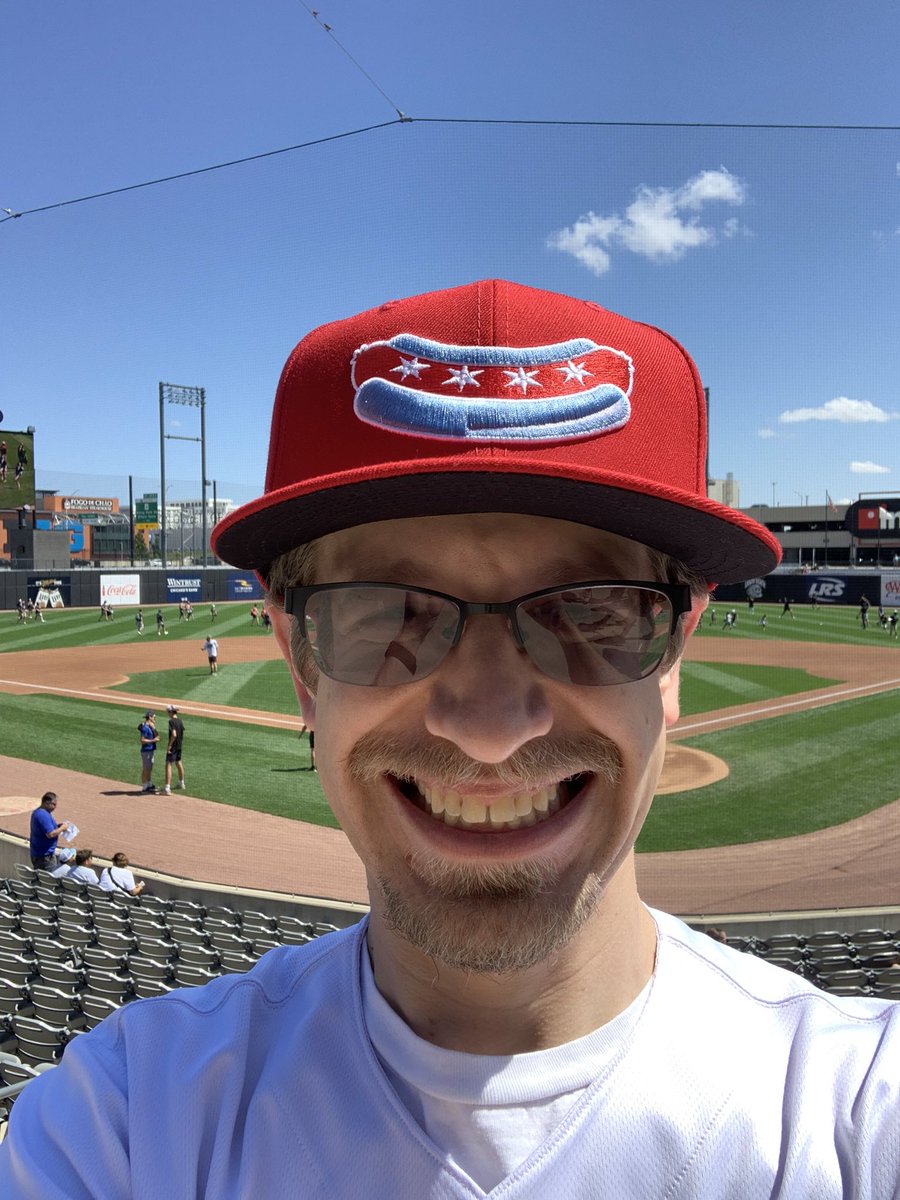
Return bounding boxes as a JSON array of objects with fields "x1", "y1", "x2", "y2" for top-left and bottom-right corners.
[{"x1": 100, "y1": 574, "x2": 141, "y2": 606}]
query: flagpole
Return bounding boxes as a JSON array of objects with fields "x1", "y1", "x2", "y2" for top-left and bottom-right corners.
[{"x1": 824, "y1": 492, "x2": 829, "y2": 568}]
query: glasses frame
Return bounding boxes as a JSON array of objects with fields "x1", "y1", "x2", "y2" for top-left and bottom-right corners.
[{"x1": 284, "y1": 579, "x2": 693, "y2": 687}]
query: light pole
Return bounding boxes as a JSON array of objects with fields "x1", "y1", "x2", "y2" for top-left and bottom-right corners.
[
  {"x1": 159, "y1": 383, "x2": 208, "y2": 568},
  {"x1": 772, "y1": 482, "x2": 777, "y2": 508}
]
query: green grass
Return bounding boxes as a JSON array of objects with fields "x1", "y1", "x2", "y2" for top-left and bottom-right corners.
[
  {"x1": 678, "y1": 661, "x2": 837, "y2": 717},
  {"x1": 697, "y1": 599, "x2": 900, "y2": 649},
  {"x1": 3, "y1": 684, "x2": 898, "y2": 851},
  {"x1": 4, "y1": 598, "x2": 900, "y2": 656},
  {"x1": 0, "y1": 692, "x2": 336, "y2": 829},
  {"x1": 0, "y1": 602, "x2": 272, "y2": 655},
  {"x1": 636, "y1": 687, "x2": 900, "y2": 851},
  {"x1": 107, "y1": 660, "x2": 298, "y2": 713}
]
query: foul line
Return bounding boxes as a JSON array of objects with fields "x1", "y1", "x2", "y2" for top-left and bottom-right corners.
[
  {"x1": 0, "y1": 679, "x2": 303, "y2": 730},
  {"x1": 674, "y1": 677, "x2": 900, "y2": 735}
]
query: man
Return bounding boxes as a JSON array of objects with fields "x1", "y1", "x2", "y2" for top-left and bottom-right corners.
[
  {"x1": 156, "y1": 607, "x2": 168, "y2": 636},
  {"x1": 201, "y1": 634, "x2": 218, "y2": 674},
  {"x1": 162, "y1": 704, "x2": 186, "y2": 794},
  {"x1": 64, "y1": 848, "x2": 99, "y2": 887},
  {"x1": 137, "y1": 710, "x2": 158, "y2": 793},
  {"x1": 134, "y1": 607, "x2": 144, "y2": 635},
  {"x1": 28, "y1": 791, "x2": 71, "y2": 870},
  {"x1": 2, "y1": 281, "x2": 897, "y2": 1197}
]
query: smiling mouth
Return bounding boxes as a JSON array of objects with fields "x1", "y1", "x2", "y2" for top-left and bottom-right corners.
[{"x1": 394, "y1": 775, "x2": 591, "y2": 832}]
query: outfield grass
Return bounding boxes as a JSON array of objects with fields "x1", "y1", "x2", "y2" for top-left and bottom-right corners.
[
  {"x1": 636, "y1": 687, "x2": 900, "y2": 851},
  {"x1": 3, "y1": 683, "x2": 898, "y2": 850},
  {"x1": 3, "y1": 598, "x2": 900, "y2": 656},
  {"x1": 108, "y1": 660, "x2": 298, "y2": 714},
  {"x1": 0, "y1": 692, "x2": 337, "y2": 829}
]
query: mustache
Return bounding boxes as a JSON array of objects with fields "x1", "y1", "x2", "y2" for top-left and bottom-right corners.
[{"x1": 346, "y1": 730, "x2": 622, "y2": 791}]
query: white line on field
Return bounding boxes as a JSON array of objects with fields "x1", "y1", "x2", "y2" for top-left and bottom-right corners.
[
  {"x1": 0, "y1": 679, "x2": 303, "y2": 729},
  {"x1": 675, "y1": 677, "x2": 900, "y2": 734}
]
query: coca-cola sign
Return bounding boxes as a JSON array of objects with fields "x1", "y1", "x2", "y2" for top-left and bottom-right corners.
[{"x1": 100, "y1": 573, "x2": 141, "y2": 605}]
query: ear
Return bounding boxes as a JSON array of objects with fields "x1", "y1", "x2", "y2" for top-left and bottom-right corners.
[
  {"x1": 659, "y1": 591, "x2": 708, "y2": 727},
  {"x1": 270, "y1": 604, "x2": 317, "y2": 729}
]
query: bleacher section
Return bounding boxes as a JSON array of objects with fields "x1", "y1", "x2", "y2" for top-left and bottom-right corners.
[
  {"x1": 1, "y1": 866, "x2": 898, "y2": 1136},
  {"x1": 0, "y1": 866, "x2": 342, "y2": 1134}
]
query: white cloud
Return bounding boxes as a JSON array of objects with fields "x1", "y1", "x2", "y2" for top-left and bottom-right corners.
[
  {"x1": 757, "y1": 428, "x2": 776, "y2": 438},
  {"x1": 850, "y1": 461, "x2": 890, "y2": 475},
  {"x1": 779, "y1": 397, "x2": 898, "y2": 424},
  {"x1": 548, "y1": 168, "x2": 748, "y2": 277}
]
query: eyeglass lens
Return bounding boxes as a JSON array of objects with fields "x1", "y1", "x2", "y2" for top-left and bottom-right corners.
[{"x1": 301, "y1": 584, "x2": 674, "y2": 687}]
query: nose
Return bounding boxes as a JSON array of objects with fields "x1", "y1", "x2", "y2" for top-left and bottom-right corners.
[{"x1": 423, "y1": 615, "x2": 553, "y2": 763}]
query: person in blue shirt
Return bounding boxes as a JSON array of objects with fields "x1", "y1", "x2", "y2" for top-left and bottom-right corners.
[
  {"x1": 28, "y1": 791, "x2": 71, "y2": 870},
  {"x1": 138, "y1": 711, "x2": 159, "y2": 793}
]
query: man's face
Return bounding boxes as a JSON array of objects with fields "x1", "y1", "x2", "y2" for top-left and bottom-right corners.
[{"x1": 276, "y1": 513, "x2": 688, "y2": 974}]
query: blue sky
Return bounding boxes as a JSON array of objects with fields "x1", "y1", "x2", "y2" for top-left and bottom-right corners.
[{"x1": 3, "y1": 0, "x2": 899, "y2": 513}]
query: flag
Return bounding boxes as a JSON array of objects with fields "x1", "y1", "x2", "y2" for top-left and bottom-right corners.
[{"x1": 826, "y1": 492, "x2": 837, "y2": 513}]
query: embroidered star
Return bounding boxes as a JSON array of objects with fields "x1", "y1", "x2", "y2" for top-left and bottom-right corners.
[
  {"x1": 391, "y1": 356, "x2": 429, "y2": 381},
  {"x1": 443, "y1": 365, "x2": 483, "y2": 391},
  {"x1": 557, "y1": 359, "x2": 592, "y2": 385},
  {"x1": 503, "y1": 366, "x2": 542, "y2": 394}
]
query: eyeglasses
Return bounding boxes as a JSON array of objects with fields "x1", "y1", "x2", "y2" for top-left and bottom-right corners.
[{"x1": 284, "y1": 581, "x2": 691, "y2": 688}]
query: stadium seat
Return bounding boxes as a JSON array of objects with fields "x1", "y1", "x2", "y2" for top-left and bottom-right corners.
[
  {"x1": 0, "y1": 977, "x2": 35, "y2": 1020},
  {"x1": 128, "y1": 956, "x2": 177, "y2": 998},
  {"x1": 29, "y1": 984, "x2": 87, "y2": 1030},
  {"x1": 805, "y1": 931, "x2": 850, "y2": 949},
  {"x1": 174, "y1": 963, "x2": 220, "y2": 988},
  {"x1": 36, "y1": 959, "x2": 87, "y2": 993},
  {"x1": 81, "y1": 994, "x2": 122, "y2": 1029},
  {"x1": 10, "y1": 1016, "x2": 71, "y2": 1067},
  {"x1": 218, "y1": 951, "x2": 257, "y2": 975},
  {"x1": 92, "y1": 907, "x2": 131, "y2": 935},
  {"x1": 175, "y1": 944, "x2": 220, "y2": 970},
  {"x1": 0, "y1": 930, "x2": 32, "y2": 959},
  {"x1": 0, "y1": 954, "x2": 37, "y2": 990},
  {"x1": 13, "y1": 865, "x2": 39, "y2": 885},
  {"x1": 84, "y1": 970, "x2": 135, "y2": 1005},
  {"x1": 817, "y1": 968, "x2": 871, "y2": 991}
]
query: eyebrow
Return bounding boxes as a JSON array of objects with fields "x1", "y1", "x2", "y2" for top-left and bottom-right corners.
[{"x1": 322, "y1": 555, "x2": 649, "y2": 591}]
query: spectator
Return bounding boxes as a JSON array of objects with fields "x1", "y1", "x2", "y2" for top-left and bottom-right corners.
[
  {"x1": 49, "y1": 848, "x2": 77, "y2": 878},
  {"x1": 99, "y1": 852, "x2": 145, "y2": 897},
  {"x1": 28, "y1": 791, "x2": 71, "y2": 871},
  {"x1": 65, "y1": 848, "x2": 99, "y2": 886}
]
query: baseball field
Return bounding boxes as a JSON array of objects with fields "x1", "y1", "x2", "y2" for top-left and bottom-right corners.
[{"x1": 1, "y1": 598, "x2": 898, "y2": 915}]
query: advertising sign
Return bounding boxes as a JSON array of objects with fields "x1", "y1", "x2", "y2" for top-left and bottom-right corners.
[
  {"x1": 0, "y1": 429, "x2": 36, "y2": 509},
  {"x1": 100, "y1": 573, "x2": 141, "y2": 607},
  {"x1": 227, "y1": 573, "x2": 263, "y2": 600},
  {"x1": 882, "y1": 574, "x2": 900, "y2": 608},
  {"x1": 845, "y1": 500, "x2": 900, "y2": 540},
  {"x1": 714, "y1": 573, "x2": 875, "y2": 606},
  {"x1": 165, "y1": 574, "x2": 203, "y2": 602},
  {"x1": 27, "y1": 576, "x2": 71, "y2": 608}
]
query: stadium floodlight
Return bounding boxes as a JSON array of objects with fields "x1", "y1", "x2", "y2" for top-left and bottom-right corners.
[{"x1": 158, "y1": 383, "x2": 208, "y2": 569}]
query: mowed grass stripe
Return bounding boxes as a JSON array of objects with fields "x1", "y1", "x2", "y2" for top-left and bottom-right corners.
[
  {"x1": 678, "y1": 662, "x2": 837, "y2": 716},
  {"x1": 636, "y1": 687, "x2": 900, "y2": 852},
  {"x1": 108, "y1": 661, "x2": 298, "y2": 715},
  {"x1": 0, "y1": 692, "x2": 335, "y2": 828},
  {"x1": 0, "y1": 604, "x2": 262, "y2": 655},
  {"x1": 109, "y1": 660, "x2": 839, "y2": 721}
]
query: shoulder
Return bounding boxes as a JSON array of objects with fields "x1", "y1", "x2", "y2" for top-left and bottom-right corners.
[{"x1": 652, "y1": 907, "x2": 900, "y2": 1039}]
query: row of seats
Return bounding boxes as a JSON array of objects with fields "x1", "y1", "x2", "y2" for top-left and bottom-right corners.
[{"x1": 721, "y1": 929, "x2": 900, "y2": 1000}]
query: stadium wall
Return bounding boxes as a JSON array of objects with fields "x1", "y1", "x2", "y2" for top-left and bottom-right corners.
[{"x1": 0, "y1": 568, "x2": 263, "y2": 611}]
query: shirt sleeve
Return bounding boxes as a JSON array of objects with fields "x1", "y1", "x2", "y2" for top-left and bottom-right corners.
[{"x1": 0, "y1": 1019, "x2": 132, "y2": 1198}]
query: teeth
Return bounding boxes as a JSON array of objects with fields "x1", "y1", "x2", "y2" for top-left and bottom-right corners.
[{"x1": 416, "y1": 782, "x2": 568, "y2": 831}]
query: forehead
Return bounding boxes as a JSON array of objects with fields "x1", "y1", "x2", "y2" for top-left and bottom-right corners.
[{"x1": 316, "y1": 513, "x2": 654, "y2": 587}]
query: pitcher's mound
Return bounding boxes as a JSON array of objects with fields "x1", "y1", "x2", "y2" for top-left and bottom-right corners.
[{"x1": 657, "y1": 744, "x2": 728, "y2": 795}]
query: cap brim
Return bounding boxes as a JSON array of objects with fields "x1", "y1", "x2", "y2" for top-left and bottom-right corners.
[{"x1": 213, "y1": 461, "x2": 780, "y2": 584}]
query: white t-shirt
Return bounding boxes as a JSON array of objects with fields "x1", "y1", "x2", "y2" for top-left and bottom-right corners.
[
  {"x1": 1, "y1": 910, "x2": 898, "y2": 1198},
  {"x1": 65, "y1": 865, "x2": 99, "y2": 885},
  {"x1": 99, "y1": 866, "x2": 136, "y2": 894},
  {"x1": 361, "y1": 942, "x2": 651, "y2": 1191}
]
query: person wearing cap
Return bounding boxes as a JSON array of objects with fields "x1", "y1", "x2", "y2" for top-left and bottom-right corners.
[
  {"x1": 2, "y1": 281, "x2": 897, "y2": 1197},
  {"x1": 137, "y1": 710, "x2": 158, "y2": 793},
  {"x1": 162, "y1": 704, "x2": 186, "y2": 794}
]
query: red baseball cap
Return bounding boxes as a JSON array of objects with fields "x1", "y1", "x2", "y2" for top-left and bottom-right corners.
[{"x1": 212, "y1": 279, "x2": 780, "y2": 583}]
